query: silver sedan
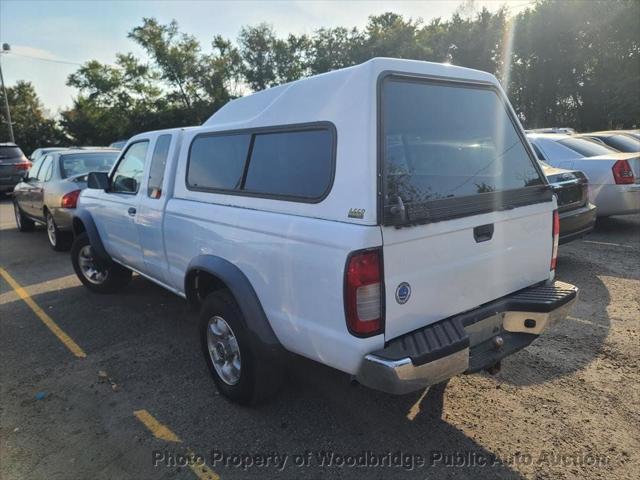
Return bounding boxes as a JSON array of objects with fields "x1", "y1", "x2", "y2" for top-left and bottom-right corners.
[
  {"x1": 527, "y1": 133, "x2": 640, "y2": 217},
  {"x1": 12, "y1": 149, "x2": 119, "y2": 250}
]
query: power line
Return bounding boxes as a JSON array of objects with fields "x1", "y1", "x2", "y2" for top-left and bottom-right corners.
[{"x1": 2, "y1": 52, "x2": 84, "y2": 67}]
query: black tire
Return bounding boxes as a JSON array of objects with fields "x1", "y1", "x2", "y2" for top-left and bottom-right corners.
[
  {"x1": 200, "y1": 290, "x2": 283, "y2": 405},
  {"x1": 71, "y1": 232, "x2": 132, "y2": 293},
  {"x1": 13, "y1": 200, "x2": 35, "y2": 232},
  {"x1": 46, "y1": 211, "x2": 72, "y2": 251}
]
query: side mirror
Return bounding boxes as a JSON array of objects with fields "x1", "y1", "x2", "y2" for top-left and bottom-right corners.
[{"x1": 87, "y1": 171, "x2": 109, "y2": 190}]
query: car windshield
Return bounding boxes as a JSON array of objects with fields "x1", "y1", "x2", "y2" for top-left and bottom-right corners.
[
  {"x1": 382, "y1": 79, "x2": 543, "y2": 210},
  {"x1": 556, "y1": 137, "x2": 615, "y2": 157},
  {"x1": 601, "y1": 135, "x2": 640, "y2": 152},
  {"x1": 59, "y1": 152, "x2": 118, "y2": 178}
]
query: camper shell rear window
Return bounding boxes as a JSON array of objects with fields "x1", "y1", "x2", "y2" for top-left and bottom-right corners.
[{"x1": 379, "y1": 75, "x2": 549, "y2": 226}]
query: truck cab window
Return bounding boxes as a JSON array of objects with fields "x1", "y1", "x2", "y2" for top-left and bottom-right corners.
[
  {"x1": 112, "y1": 141, "x2": 149, "y2": 194},
  {"x1": 148, "y1": 135, "x2": 172, "y2": 199}
]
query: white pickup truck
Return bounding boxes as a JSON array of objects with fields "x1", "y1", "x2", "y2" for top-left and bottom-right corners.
[{"x1": 71, "y1": 58, "x2": 578, "y2": 405}]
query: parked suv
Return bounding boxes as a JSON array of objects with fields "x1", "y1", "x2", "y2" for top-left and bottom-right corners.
[
  {"x1": 0, "y1": 143, "x2": 30, "y2": 194},
  {"x1": 71, "y1": 59, "x2": 578, "y2": 404}
]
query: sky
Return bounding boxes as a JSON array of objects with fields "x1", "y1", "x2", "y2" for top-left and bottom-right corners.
[{"x1": 0, "y1": 0, "x2": 533, "y2": 115}]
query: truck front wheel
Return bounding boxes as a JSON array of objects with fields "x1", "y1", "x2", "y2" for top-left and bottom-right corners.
[
  {"x1": 200, "y1": 290, "x2": 283, "y2": 405},
  {"x1": 71, "y1": 232, "x2": 131, "y2": 293}
]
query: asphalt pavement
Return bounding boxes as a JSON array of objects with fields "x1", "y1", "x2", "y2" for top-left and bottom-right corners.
[{"x1": 1, "y1": 196, "x2": 638, "y2": 480}]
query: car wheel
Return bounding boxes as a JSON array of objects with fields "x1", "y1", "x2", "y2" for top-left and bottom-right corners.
[
  {"x1": 71, "y1": 232, "x2": 132, "y2": 293},
  {"x1": 46, "y1": 211, "x2": 72, "y2": 251},
  {"x1": 200, "y1": 290, "x2": 283, "y2": 405},
  {"x1": 13, "y1": 200, "x2": 35, "y2": 232}
]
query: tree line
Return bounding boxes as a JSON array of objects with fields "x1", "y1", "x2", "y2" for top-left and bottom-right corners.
[{"x1": 1, "y1": 0, "x2": 638, "y2": 154}]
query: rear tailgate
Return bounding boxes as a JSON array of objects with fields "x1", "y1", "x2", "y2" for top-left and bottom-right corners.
[
  {"x1": 379, "y1": 74, "x2": 554, "y2": 341},
  {"x1": 382, "y1": 203, "x2": 553, "y2": 340}
]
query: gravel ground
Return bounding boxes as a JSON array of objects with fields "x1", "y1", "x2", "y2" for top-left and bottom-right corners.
[{"x1": 0, "y1": 196, "x2": 638, "y2": 480}]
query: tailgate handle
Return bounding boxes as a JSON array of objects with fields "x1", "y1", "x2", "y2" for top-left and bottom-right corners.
[{"x1": 473, "y1": 223, "x2": 494, "y2": 243}]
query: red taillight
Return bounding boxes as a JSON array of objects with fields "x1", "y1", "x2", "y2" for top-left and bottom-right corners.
[
  {"x1": 345, "y1": 249, "x2": 383, "y2": 337},
  {"x1": 612, "y1": 160, "x2": 634, "y2": 184},
  {"x1": 61, "y1": 189, "x2": 81, "y2": 209},
  {"x1": 15, "y1": 161, "x2": 31, "y2": 171},
  {"x1": 551, "y1": 210, "x2": 560, "y2": 271}
]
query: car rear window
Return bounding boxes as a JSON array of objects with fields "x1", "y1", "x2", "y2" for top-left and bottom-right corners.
[
  {"x1": 187, "y1": 125, "x2": 334, "y2": 201},
  {"x1": 599, "y1": 135, "x2": 640, "y2": 153},
  {"x1": 59, "y1": 152, "x2": 119, "y2": 178},
  {"x1": 557, "y1": 137, "x2": 615, "y2": 157},
  {"x1": 0, "y1": 146, "x2": 24, "y2": 161},
  {"x1": 382, "y1": 78, "x2": 543, "y2": 220}
]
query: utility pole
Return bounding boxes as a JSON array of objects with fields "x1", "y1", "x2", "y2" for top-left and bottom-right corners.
[{"x1": 0, "y1": 43, "x2": 15, "y2": 143}]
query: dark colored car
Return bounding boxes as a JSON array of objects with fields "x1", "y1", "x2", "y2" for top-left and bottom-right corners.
[
  {"x1": 0, "y1": 143, "x2": 31, "y2": 193},
  {"x1": 540, "y1": 162, "x2": 597, "y2": 244}
]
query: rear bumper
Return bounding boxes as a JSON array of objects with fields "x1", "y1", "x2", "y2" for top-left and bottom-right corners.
[
  {"x1": 0, "y1": 180, "x2": 20, "y2": 192},
  {"x1": 558, "y1": 202, "x2": 597, "y2": 244},
  {"x1": 50, "y1": 207, "x2": 75, "y2": 230},
  {"x1": 591, "y1": 183, "x2": 640, "y2": 217},
  {"x1": 356, "y1": 281, "x2": 578, "y2": 395}
]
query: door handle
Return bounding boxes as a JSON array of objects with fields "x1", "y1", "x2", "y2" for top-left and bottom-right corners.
[
  {"x1": 473, "y1": 223, "x2": 494, "y2": 243},
  {"x1": 128, "y1": 207, "x2": 137, "y2": 216}
]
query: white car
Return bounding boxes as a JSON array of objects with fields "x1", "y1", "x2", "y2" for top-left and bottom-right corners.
[
  {"x1": 69, "y1": 58, "x2": 577, "y2": 405},
  {"x1": 527, "y1": 133, "x2": 640, "y2": 217}
]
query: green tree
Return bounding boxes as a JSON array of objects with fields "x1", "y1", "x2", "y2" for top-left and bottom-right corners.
[
  {"x1": 238, "y1": 23, "x2": 311, "y2": 90},
  {"x1": 62, "y1": 53, "x2": 163, "y2": 144},
  {"x1": 0, "y1": 81, "x2": 65, "y2": 155},
  {"x1": 129, "y1": 18, "x2": 203, "y2": 112},
  {"x1": 308, "y1": 27, "x2": 363, "y2": 74},
  {"x1": 509, "y1": 0, "x2": 639, "y2": 130},
  {"x1": 362, "y1": 13, "x2": 431, "y2": 60}
]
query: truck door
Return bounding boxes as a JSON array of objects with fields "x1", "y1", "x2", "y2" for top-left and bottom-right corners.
[
  {"x1": 135, "y1": 133, "x2": 175, "y2": 283},
  {"x1": 92, "y1": 140, "x2": 150, "y2": 271}
]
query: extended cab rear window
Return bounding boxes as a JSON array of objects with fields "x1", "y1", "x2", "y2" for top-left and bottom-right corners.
[
  {"x1": 381, "y1": 77, "x2": 546, "y2": 224},
  {"x1": 187, "y1": 124, "x2": 335, "y2": 202}
]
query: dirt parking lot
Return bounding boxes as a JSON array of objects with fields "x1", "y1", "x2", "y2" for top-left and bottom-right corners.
[{"x1": 0, "y1": 196, "x2": 638, "y2": 480}]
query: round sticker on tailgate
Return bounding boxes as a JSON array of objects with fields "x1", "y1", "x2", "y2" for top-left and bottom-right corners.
[{"x1": 396, "y1": 282, "x2": 411, "y2": 304}]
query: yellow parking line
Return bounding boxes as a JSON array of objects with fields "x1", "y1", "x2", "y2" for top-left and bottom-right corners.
[
  {"x1": 186, "y1": 450, "x2": 220, "y2": 480},
  {"x1": 134, "y1": 410, "x2": 220, "y2": 480},
  {"x1": 133, "y1": 409, "x2": 181, "y2": 443},
  {"x1": 0, "y1": 267, "x2": 86, "y2": 358}
]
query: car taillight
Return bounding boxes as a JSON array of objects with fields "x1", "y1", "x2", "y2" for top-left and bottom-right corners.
[
  {"x1": 551, "y1": 210, "x2": 559, "y2": 271},
  {"x1": 612, "y1": 160, "x2": 634, "y2": 184},
  {"x1": 345, "y1": 249, "x2": 383, "y2": 337},
  {"x1": 15, "y1": 161, "x2": 31, "y2": 171},
  {"x1": 61, "y1": 190, "x2": 81, "y2": 209}
]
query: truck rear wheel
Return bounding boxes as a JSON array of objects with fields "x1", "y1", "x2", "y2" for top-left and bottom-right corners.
[
  {"x1": 200, "y1": 290, "x2": 283, "y2": 405},
  {"x1": 71, "y1": 232, "x2": 131, "y2": 293}
]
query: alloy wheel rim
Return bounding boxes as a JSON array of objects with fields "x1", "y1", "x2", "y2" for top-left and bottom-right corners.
[
  {"x1": 46, "y1": 214, "x2": 56, "y2": 246},
  {"x1": 206, "y1": 316, "x2": 241, "y2": 385},
  {"x1": 77, "y1": 245, "x2": 108, "y2": 284}
]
